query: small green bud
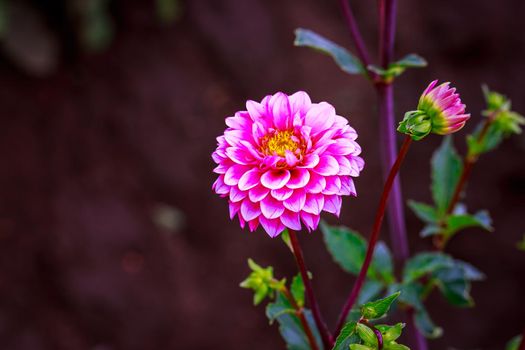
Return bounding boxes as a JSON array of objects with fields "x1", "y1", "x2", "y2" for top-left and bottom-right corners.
[
  {"x1": 376, "y1": 323, "x2": 405, "y2": 342},
  {"x1": 482, "y1": 85, "x2": 511, "y2": 112},
  {"x1": 356, "y1": 323, "x2": 378, "y2": 348},
  {"x1": 240, "y1": 259, "x2": 279, "y2": 305}
]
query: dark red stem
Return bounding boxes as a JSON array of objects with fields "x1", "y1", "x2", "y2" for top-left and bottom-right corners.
[
  {"x1": 281, "y1": 288, "x2": 320, "y2": 350},
  {"x1": 288, "y1": 230, "x2": 333, "y2": 348},
  {"x1": 333, "y1": 136, "x2": 413, "y2": 337}
]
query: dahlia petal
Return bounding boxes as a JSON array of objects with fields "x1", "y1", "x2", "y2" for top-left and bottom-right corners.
[
  {"x1": 283, "y1": 189, "x2": 306, "y2": 212},
  {"x1": 286, "y1": 168, "x2": 311, "y2": 189},
  {"x1": 340, "y1": 177, "x2": 357, "y2": 196},
  {"x1": 213, "y1": 163, "x2": 229, "y2": 174},
  {"x1": 225, "y1": 115, "x2": 250, "y2": 130},
  {"x1": 224, "y1": 129, "x2": 245, "y2": 146},
  {"x1": 271, "y1": 187, "x2": 294, "y2": 201},
  {"x1": 246, "y1": 100, "x2": 266, "y2": 119},
  {"x1": 248, "y1": 218, "x2": 259, "y2": 232},
  {"x1": 240, "y1": 199, "x2": 261, "y2": 221},
  {"x1": 299, "y1": 153, "x2": 320, "y2": 168},
  {"x1": 300, "y1": 212, "x2": 320, "y2": 232},
  {"x1": 261, "y1": 169, "x2": 291, "y2": 190},
  {"x1": 348, "y1": 158, "x2": 363, "y2": 176},
  {"x1": 323, "y1": 195, "x2": 342, "y2": 216},
  {"x1": 314, "y1": 155, "x2": 339, "y2": 176},
  {"x1": 303, "y1": 193, "x2": 324, "y2": 215},
  {"x1": 280, "y1": 211, "x2": 302, "y2": 231},
  {"x1": 259, "y1": 216, "x2": 285, "y2": 238},
  {"x1": 249, "y1": 185, "x2": 270, "y2": 202},
  {"x1": 306, "y1": 172, "x2": 326, "y2": 193},
  {"x1": 224, "y1": 165, "x2": 249, "y2": 186},
  {"x1": 212, "y1": 175, "x2": 230, "y2": 195},
  {"x1": 238, "y1": 169, "x2": 261, "y2": 190},
  {"x1": 269, "y1": 92, "x2": 292, "y2": 130},
  {"x1": 289, "y1": 91, "x2": 312, "y2": 117},
  {"x1": 336, "y1": 156, "x2": 352, "y2": 175},
  {"x1": 305, "y1": 102, "x2": 336, "y2": 134},
  {"x1": 229, "y1": 186, "x2": 247, "y2": 202},
  {"x1": 229, "y1": 201, "x2": 241, "y2": 219},
  {"x1": 261, "y1": 196, "x2": 286, "y2": 219},
  {"x1": 422, "y1": 80, "x2": 439, "y2": 96},
  {"x1": 285, "y1": 150, "x2": 299, "y2": 167},
  {"x1": 323, "y1": 176, "x2": 341, "y2": 195},
  {"x1": 333, "y1": 115, "x2": 350, "y2": 128},
  {"x1": 226, "y1": 147, "x2": 254, "y2": 165},
  {"x1": 326, "y1": 138, "x2": 356, "y2": 155}
]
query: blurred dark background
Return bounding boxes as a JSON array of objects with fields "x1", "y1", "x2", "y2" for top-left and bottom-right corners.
[{"x1": 0, "y1": 0, "x2": 524, "y2": 349}]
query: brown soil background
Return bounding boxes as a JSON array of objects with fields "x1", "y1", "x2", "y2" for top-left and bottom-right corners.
[{"x1": 0, "y1": 1, "x2": 524, "y2": 349}]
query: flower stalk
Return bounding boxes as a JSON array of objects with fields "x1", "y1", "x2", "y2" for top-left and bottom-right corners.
[
  {"x1": 333, "y1": 135, "x2": 413, "y2": 337},
  {"x1": 280, "y1": 287, "x2": 320, "y2": 350},
  {"x1": 288, "y1": 229, "x2": 333, "y2": 348}
]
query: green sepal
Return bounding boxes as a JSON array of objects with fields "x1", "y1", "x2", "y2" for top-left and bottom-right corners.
[
  {"x1": 294, "y1": 28, "x2": 365, "y2": 75},
  {"x1": 349, "y1": 344, "x2": 375, "y2": 350},
  {"x1": 431, "y1": 136, "x2": 463, "y2": 215},
  {"x1": 397, "y1": 110, "x2": 432, "y2": 141},
  {"x1": 356, "y1": 323, "x2": 378, "y2": 348},
  {"x1": 361, "y1": 292, "x2": 400, "y2": 320},
  {"x1": 281, "y1": 229, "x2": 293, "y2": 252},
  {"x1": 376, "y1": 323, "x2": 405, "y2": 342},
  {"x1": 384, "y1": 343, "x2": 410, "y2": 350}
]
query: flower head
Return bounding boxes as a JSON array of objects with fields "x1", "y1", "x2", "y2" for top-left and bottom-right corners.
[
  {"x1": 212, "y1": 91, "x2": 364, "y2": 237},
  {"x1": 398, "y1": 80, "x2": 470, "y2": 140}
]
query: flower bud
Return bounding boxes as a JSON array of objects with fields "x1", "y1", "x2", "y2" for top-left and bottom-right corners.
[{"x1": 398, "y1": 80, "x2": 470, "y2": 140}]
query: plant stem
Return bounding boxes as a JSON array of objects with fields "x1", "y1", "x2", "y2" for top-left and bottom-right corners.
[
  {"x1": 288, "y1": 230, "x2": 333, "y2": 349},
  {"x1": 338, "y1": 0, "x2": 373, "y2": 68},
  {"x1": 281, "y1": 288, "x2": 320, "y2": 350},
  {"x1": 446, "y1": 116, "x2": 495, "y2": 215},
  {"x1": 376, "y1": 83, "x2": 410, "y2": 262},
  {"x1": 333, "y1": 136, "x2": 413, "y2": 338}
]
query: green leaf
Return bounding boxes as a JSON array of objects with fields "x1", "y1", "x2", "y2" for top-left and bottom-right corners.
[
  {"x1": 291, "y1": 275, "x2": 305, "y2": 308},
  {"x1": 419, "y1": 224, "x2": 442, "y2": 238},
  {"x1": 294, "y1": 28, "x2": 365, "y2": 75},
  {"x1": 361, "y1": 292, "x2": 400, "y2": 320},
  {"x1": 371, "y1": 242, "x2": 395, "y2": 284},
  {"x1": 281, "y1": 229, "x2": 293, "y2": 252},
  {"x1": 267, "y1": 293, "x2": 322, "y2": 350},
  {"x1": 506, "y1": 335, "x2": 523, "y2": 350},
  {"x1": 431, "y1": 136, "x2": 463, "y2": 215},
  {"x1": 358, "y1": 280, "x2": 385, "y2": 305},
  {"x1": 356, "y1": 323, "x2": 378, "y2": 348},
  {"x1": 433, "y1": 264, "x2": 474, "y2": 307},
  {"x1": 321, "y1": 222, "x2": 366, "y2": 275},
  {"x1": 394, "y1": 54, "x2": 427, "y2": 68},
  {"x1": 332, "y1": 322, "x2": 360, "y2": 350},
  {"x1": 453, "y1": 260, "x2": 485, "y2": 281},
  {"x1": 403, "y1": 252, "x2": 453, "y2": 283},
  {"x1": 367, "y1": 54, "x2": 427, "y2": 81},
  {"x1": 321, "y1": 222, "x2": 393, "y2": 283},
  {"x1": 376, "y1": 323, "x2": 405, "y2": 342},
  {"x1": 408, "y1": 200, "x2": 438, "y2": 224},
  {"x1": 414, "y1": 308, "x2": 443, "y2": 339},
  {"x1": 445, "y1": 211, "x2": 493, "y2": 236}
]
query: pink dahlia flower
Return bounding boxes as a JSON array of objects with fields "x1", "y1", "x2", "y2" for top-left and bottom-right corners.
[
  {"x1": 212, "y1": 91, "x2": 364, "y2": 237},
  {"x1": 398, "y1": 80, "x2": 470, "y2": 140}
]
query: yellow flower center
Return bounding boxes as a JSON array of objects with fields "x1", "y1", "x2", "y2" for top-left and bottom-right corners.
[{"x1": 261, "y1": 130, "x2": 299, "y2": 157}]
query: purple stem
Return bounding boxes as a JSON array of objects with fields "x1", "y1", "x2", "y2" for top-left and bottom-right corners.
[{"x1": 338, "y1": 0, "x2": 372, "y2": 67}]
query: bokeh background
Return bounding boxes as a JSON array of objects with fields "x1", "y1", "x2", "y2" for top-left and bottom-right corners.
[{"x1": 0, "y1": 1, "x2": 524, "y2": 349}]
